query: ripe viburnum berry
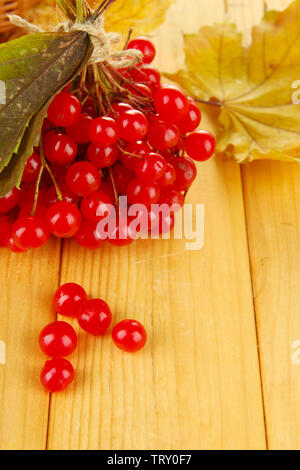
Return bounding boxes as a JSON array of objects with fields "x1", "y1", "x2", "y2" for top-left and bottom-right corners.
[
  {"x1": 184, "y1": 130, "x2": 216, "y2": 162},
  {"x1": 11, "y1": 216, "x2": 50, "y2": 250},
  {"x1": 39, "y1": 321, "x2": 77, "y2": 357},
  {"x1": 41, "y1": 357, "x2": 74, "y2": 392},
  {"x1": 46, "y1": 201, "x2": 82, "y2": 238},
  {"x1": 0, "y1": 187, "x2": 20, "y2": 213},
  {"x1": 66, "y1": 162, "x2": 101, "y2": 197},
  {"x1": 44, "y1": 133, "x2": 77, "y2": 166},
  {"x1": 77, "y1": 299, "x2": 112, "y2": 336},
  {"x1": 47, "y1": 92, "x2": 81, "y2": 127},
  {"x1": 126, "y1": 37, "x2": 156, "y2": 64},
  {"x1": 117, "y1": 110, "x2": 149, "y2": 142},
  {"x1": 112, "y1": 319, "x2": 147, "y2": 352},
  {"x1": 154, "y1": 85, "x2": 189, "y2": 123},
  {"x1": 53, "y1": 283, "x2": 88, "y2": 318}
]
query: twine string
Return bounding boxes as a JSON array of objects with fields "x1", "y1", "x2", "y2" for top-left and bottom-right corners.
[{"x1": 7, "y1": 14, "x2": 143, "y2": 68}]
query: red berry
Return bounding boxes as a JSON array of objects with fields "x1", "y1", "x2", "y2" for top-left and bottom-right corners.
[
  {"x1": 47, "y1": 92, "x2": 81, "y2": 127},
  {"x1": 159, "y1": 188, "x2": 184, "y2": 210},
  {"x1": 75, "y1": 220, "x2": 104, "y2": 250},
  {"x1": 172, "y1": 156, "x2": 197, "y2": 191},
  {"x1": 117, "y1": 110, "x2": 149, "y2": 142},
  {"x1": 112, "y1": 162, "x2": 135, "y2": 195},
  {"x1": 127, "y1": 178, "x2": 160, "y2": 206},
  {"x1": 154, "y1": 86, "x2": 189, "y2": 123},
  {"x1": 22, "y1": 150, "x2": 41, "y2": 183},
  {"x1": 6, "y1": 234, "x2": 27, "y2": 253},
  {"x1": 131, "y1": 83, "x2": 152, "y2": 97},
  {"x1": 66, "y1": 113, "x2": 93, "y2": 144},
  {"x1": 139, "y1": 66, "x2": 161, "y2": 89},
  {"x1": 45, "y1": 184, "x2": 79, "y2": 206},
  {"x1": 87, "y1": 143, "x2": 119, "y2": 168},
  {"x1": 121, "y1": 141, "x2": 151, "y2": 171},
  {"x1": 136, "y1": 152, "x2": 166, "y2": 182},
  {"x1": 159, "y1": 162, "x2": 176, "y2": 188},
  {"x1": 147, "y1": 120, "x2": 180, "y2": 150},
  {"x1": 44, "y1": 133, "x2": 77, "y2": 166},
  {"x1": 110, "y1": 102, "x2": 133, "y2": 119},
  {"x1": 12, "y1": 216, "x2": 50, "y2": 250},
  {"x1": 41, "y1": 357, "x2": 74, "y2": 392},
  {"x1": 127, "y1": 37, "x2": 156, "y2": 64},
  {"x1": 77, "y1": 299, "x2": 112, "y2": 336},
  {"x1": 46, "y1": 201, "x2": 82, "y2": 238},
  {"x1": 100, "y1": 182, "x2": 115, "y2": 202},
  {"x1": 82, "y1": 98, "x2": 97, "y2": 118},
  {"x1": 66, "y1": 162, "x2": 101, "y2": 197},
  {"x1": 0, "y1": 187, "x2": 20, "y2": 213},
  {"x1": 184, "y1": 130, "x2": 216, "y2": 161},
  {"x1": 39, "y1": 321, "x2": 77, "y2": 357},
  {"x1": 19, "y1": 201, "x2": 47, "y2": 220},
  {"x1": 88, "y1": 116, "x2": 119, "y2": 147},
  {"x1": 0, "y1": 216, "x2": 10, "y2": 246},
  {"x1": 178, "y1": 98, "x2": 201, "y2": 134},
  {"x1": 108, "y1": 217, "x2": 136, "y2": 247},
  {"x1": 112, "y1": 319, "x2": 147, "y2": 352},
  {"x1": 81, "y1": 191, "x2": 114, "y2": 223},
  {"x1": 53, "y1": 283, "x2": 88, "y2": 318}
]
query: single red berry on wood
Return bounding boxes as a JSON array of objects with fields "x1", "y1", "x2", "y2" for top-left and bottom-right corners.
[
  {"x1": 0, "y1": 187, "x2": 20, "y2": 213},
  {"x1": 158, "y1": 163, "x2": 176, "y2": 188},
  {"x1": 127, "y1": 37, "x2": 156, "y2": 64},
  {"x1": 171, "y1": 156, "x2": 197, "y2": 191},
  {"x1": 22, "y1": 150, "x2": 41, "y2": 183},
  {"x1": 112, "y1": 319, "x2": 147, "y2": 352},
  {"x1": 46, "y1": 201, "x2": 82, "y2": 238},
  {"x1": 53, "y1": 282, "x2": 88, "y2": 318},
  {"x1": 117, "y1": 110, "x2": 149, "y2": 142},
  {"x1": 81, "y1": 191, "x2": 114, "y2": 223},
  {"x1": 87, "y1": 143, "x2": 119, "y2": 168},
  {"x1": 154, "y1": 85, "x2": 189, "y2": 123},
  {"x1": 89, "y1": 116, "x2": 119, "y2": 147},
  {"x1": 177, "y1": 98, "x2": 201, "y2": 134},
  {"x1": 47, "y1": 92, "x2": 81, "y2": 127},
  {"x1": 66, "y1": 161, "x2": 101, "y2": 197},
  {"x1": 12, "y1": 216, "x2": 50, "y2": 250},
  {"x1": 41, "y1": 357, "x2": 74, "y2": 392},
  {"x1": 184, "y1": 130, "x2": 216, "y2": 161},
  {"x1": 44, "y1": 133, "x2": 77, "y2": 166},
  {"x1": 39, "y1": 321, "x2": 77, "y2": 357},
  {"x1": 75, "y1": 220, "x2": 104, "y2": 250},
  {"x1": 135, "y1": 152, "x2": 166, "y2": 182},
  {"x1": 66, "y1": 113, "x2": 93, "y2": 144},
  {"x1": 77, "y1": 298, "x2": 112, "y2": 336}
]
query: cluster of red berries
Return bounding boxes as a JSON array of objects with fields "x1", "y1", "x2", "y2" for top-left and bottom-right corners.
[
  {"x1": 0, "y1": 37, "x2": 215, "y2": 253},
  {"x1": 40, "y1": 282, "x2": 147, "y2": 392}
]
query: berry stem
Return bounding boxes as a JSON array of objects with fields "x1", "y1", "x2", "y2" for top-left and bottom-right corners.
[
  {"x1": 108, "y1": 167, "x2": 119, "y2": 205},
  {"x1": 31, "y1": 156, "x2": 45, "y2": 216},
  {"x1": 193, "y1": 97, "x2": 222, "y2": 108},
  {"x1": 89, "y1": 0, "x2": 117, "y2": 22},
  {"x1": 123, "y1": 28, "x2": 134, "y2": 50},
  {"x1": 39, "y1": 140, "x2": 63, "y2": 202}
]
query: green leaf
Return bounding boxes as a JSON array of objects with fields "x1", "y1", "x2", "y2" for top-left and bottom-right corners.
[
  {"x1": 0, "y1": 30, "x2": 92, "y2": 175},
  {"x1": 0, "y1": 102, "x2": 48, "y2": 196}
]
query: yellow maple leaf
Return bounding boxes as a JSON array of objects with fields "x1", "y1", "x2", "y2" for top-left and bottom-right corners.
[
  {"x1": 166, "y1": 0, "x2": 300, "y2": 163},
  {"x1": 21, "y1": 0, "x2": 175, "y2": 37}
]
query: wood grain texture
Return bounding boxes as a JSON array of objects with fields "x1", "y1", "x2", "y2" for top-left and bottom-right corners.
[
  {"x1": 47, "y1": 1, "x2": 266, "y2": 450},
  {"x1": 0, "y1": 239, "x2": 60, "y2": 450},
  {"x1": 227, "y1": 0, "x2": 300, "y2": 450}
]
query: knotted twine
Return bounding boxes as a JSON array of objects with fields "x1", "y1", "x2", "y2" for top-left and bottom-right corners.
[{"x1": 8, "y1": 14, "x2": 143, "y2": 68}]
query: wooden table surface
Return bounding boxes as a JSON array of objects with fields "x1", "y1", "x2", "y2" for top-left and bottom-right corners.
[{"x1": 0, "y1": 0, "x2": 299, "y2": 450}]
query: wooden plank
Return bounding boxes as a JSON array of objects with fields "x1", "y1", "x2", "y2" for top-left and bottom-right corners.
[
  {"x1": 47, "y1": 0, "x2": 266, "y2": 450},
  {"x1": 231, "y1": 0, "x2": 300, "y2": 450},
  {"x1": 0, "y1": 239, "x2": 61, "y2": 450}
]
